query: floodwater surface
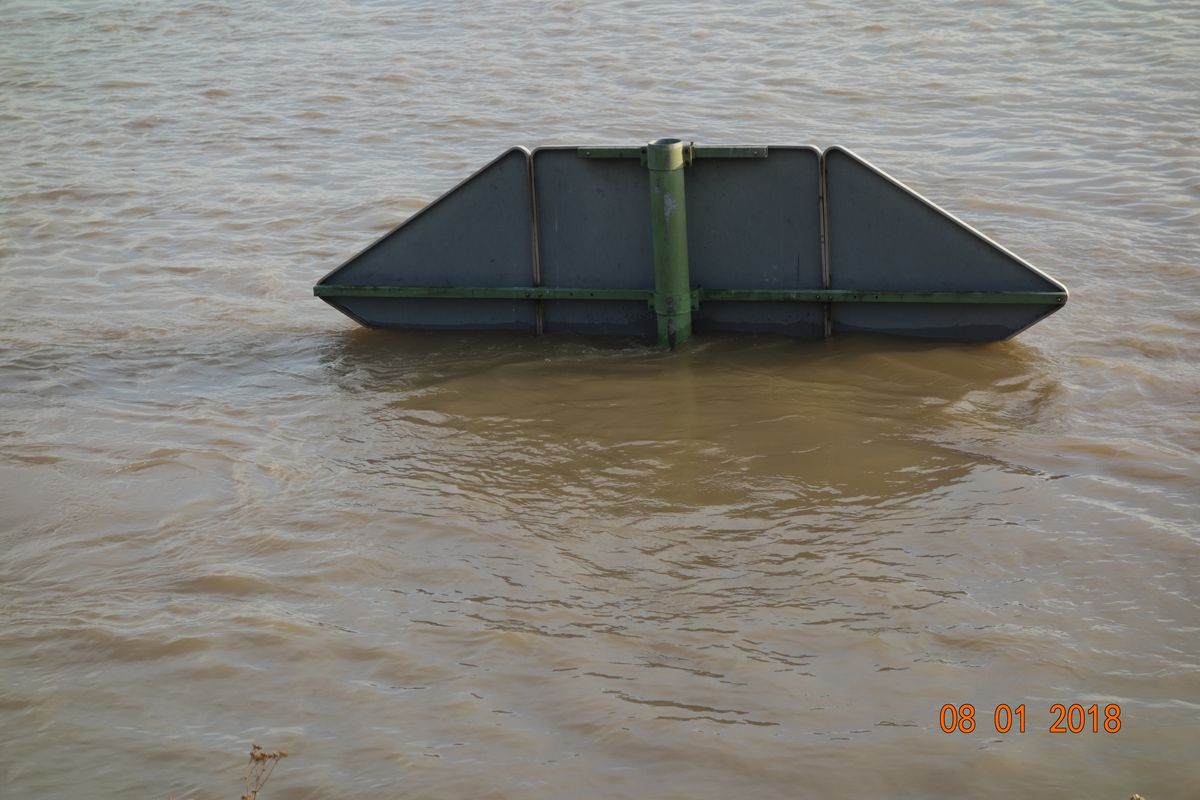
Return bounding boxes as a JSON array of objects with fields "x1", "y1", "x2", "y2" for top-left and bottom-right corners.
[{"x1": 1, "y1": 1, "x2": 1198, "y2": 797}]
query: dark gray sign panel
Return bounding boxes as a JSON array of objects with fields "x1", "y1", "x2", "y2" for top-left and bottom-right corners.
[
  {"x1": 687, "y1": 146, "x2": 824, "y2": 337},
  {"x1": 532, "y1": 147, "x2": 656, "y2": 337},
  {"x1": 317, "y1": 147, "x2": 537, "y2": 331},
  {"x1": 823, "y1": 147, "x2": 1067, "y2": 340}
]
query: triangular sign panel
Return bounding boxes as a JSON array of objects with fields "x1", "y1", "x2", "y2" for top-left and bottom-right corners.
[
  {"x1": 316, "y1": 147, "x2": 537, "y2": 331},
  {"x1": 824, "y1": 147, "x2": 1067, "y2": 340}
]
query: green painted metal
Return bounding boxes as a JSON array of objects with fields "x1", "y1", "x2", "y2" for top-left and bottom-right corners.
[
  {"x1": 576, "y1": 146, "x2": 645, "y2": 160},
  {"x1": 315, "y1": 285, "x2": 1065, "y2": 306},
  {"x1": 646, "y1": 139, "x2": 693, "y2": 348},
  {"x1": 576, "y1": 144, "x2": 768, "y2": 163},
  {"x1": 690, "y1": 145, "x2": 768, "y2": 159},
  {"x1": 314, "y1": 285, "x2": 653, "y2": 302},
  {"x1": 698, "y1": 289, "x2": 1067, "y2": 305}
]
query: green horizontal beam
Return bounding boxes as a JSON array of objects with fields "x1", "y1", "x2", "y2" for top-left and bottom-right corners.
[
  {"x1": 691, "y1": 145, "x2": 768, "y2": 159},
  {"x1": 315, "y1": 284, "x2": 1066, "y2": 305},
  {"x1": 576, "y1": 145, "x2": 769, "y2": 162},
  {"x1": 698, "y1": 289, "x2": 1067, "y2": 305},
  {"x1": 314, "y1": 285, "x2": 654, "y2": 302},
  {"x1": 576, "y1": 147, "x2": 645, "y2": 160}
]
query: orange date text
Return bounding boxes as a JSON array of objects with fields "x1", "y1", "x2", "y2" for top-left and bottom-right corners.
[{"x1": 938, "y1": 703, "x2": 1122, "y2": 734}]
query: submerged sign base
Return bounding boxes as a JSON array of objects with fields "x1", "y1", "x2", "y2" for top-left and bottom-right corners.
[{"x1": 315, "y1": 139, "x2": 1067, "y2": 347}]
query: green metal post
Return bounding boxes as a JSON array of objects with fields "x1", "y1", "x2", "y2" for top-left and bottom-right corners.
[{"x1": 646, "y1": 138, "x2": 692, "y2": 349}]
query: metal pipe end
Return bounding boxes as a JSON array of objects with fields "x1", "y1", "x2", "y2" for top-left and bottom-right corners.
[{"x1": 646, "y1": 138, "x2": 686, "y2": 170}]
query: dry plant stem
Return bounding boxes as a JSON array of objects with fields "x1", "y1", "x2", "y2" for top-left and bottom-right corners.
[{"x1": 242, "y1": 743, "x2": 288, "y2": 800}]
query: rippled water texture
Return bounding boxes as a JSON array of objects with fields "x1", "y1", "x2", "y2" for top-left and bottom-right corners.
[{"x1": 2, "y1": 1, "x2": 1198, "y2": 797}]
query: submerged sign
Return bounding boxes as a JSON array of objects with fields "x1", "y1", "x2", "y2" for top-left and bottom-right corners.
[{"x1": 315, "y1": 139, "x2": 1067, "y2": 347}]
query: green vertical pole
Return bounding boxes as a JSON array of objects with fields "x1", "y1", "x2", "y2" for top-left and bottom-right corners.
[{"x1": 646, "y1": 138, "x2": 692, "y2": 349}]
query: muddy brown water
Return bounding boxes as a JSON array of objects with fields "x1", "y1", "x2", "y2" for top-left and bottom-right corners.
[{"x1": 1, "y1": 1, "x2": 1197, "y2": 797}]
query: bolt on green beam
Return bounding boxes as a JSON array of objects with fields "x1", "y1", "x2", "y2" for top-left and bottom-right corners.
[{"x1": 646, "y1": 138, "x2": 693, "y2": 349}]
